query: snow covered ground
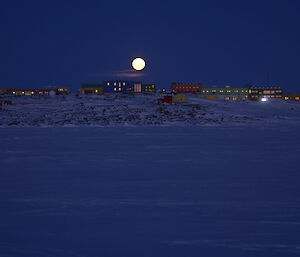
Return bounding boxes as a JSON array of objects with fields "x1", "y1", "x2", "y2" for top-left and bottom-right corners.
[
  {"x1": 1, "y1": 94, "x2": 300, "y2": 127},
  {"x1": 1, "y1": 95, "x2": 300, "y2": 256},
  {"x1": 1, "y1": 124, "x2": 300, "y2": 257}
]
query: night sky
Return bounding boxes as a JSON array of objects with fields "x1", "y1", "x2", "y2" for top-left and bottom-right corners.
[{"x1": 1, "y1": 0, "x2": 300, "y2": 92}]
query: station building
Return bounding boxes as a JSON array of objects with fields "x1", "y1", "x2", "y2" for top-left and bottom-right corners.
[
  {"x1": 79, "y1": 84, "x2": 104, "y2": 95},
  {"x1": 172, "y1": 82, "x2": 203, "y2": 93},
  {"x1": 248, "y1": 86, "x2": 283, "y2": 100},
  {"x1": 282, "y1": 94, "x2": 300, "y2": 101},
  {"x1": 103, "y1": 81, "x2": 142, "y2": 93},
  {"x1": 2, "y1": 87, "x2": 69, "y2": 96},
  {"x1": 142, "y1": 84, "x2": 156, "y2": 93},
  {"x1": 198, "y1": 86, "x2": 248, "y2": 101},
  {"x1": 200, "y1": 86, "x2": 249, "y2": 96}
]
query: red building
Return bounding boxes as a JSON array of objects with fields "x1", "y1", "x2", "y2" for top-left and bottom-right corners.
[
  {"x1": 158, "y1": 96, "x2": 172, "y2": 104},
  {"x1": 172, "y1": 82, "x2": 203, "y2": 93}
]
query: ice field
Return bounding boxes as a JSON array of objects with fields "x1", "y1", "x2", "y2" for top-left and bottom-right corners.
[{"x1": 1, "y1": 124, "x2": 300, "y2": 257}]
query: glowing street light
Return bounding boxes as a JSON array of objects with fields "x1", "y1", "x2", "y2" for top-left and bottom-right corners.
[{"x1": 261, "y1": 97, "x2": 268, "y2": 102}]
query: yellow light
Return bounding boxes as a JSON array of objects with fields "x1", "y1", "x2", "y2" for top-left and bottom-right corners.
[{"x1": 132, "y1": 57, "x2": 146, "y2": 71}]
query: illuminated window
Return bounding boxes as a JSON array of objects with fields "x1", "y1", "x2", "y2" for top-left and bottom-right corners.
[
  {"x1": 119, "y1": 88, "x2": 121, "y2": 91},
  {"x1": 123, "y1": 82, "x2": 126, "y2": 86},
  {"x1": 114, "y1": 88, "x2": 117, "y2": 91},
  {"x1": 114, "y1": 82, "x2": 116, "y2": 86},
  {"x1": 296, "y1": 97, "x2": 299, "y2": 100},
  {"x1": 107, "y1": 82, "x2": 110, "y2": 86}
]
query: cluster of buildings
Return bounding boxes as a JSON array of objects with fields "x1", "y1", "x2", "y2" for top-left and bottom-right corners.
[
  {"x1": 0, "y1": 86, "x2": 69, "y2": 96},
  {"x1": 79, "y1": 81, "x2": 156, "y2": 95},
  {"x1": 1, "y1": 80, "x2": 299, "y2": 103},
  {"x1": 171, "y1": 83, "x2": 299, "y2": 102}
]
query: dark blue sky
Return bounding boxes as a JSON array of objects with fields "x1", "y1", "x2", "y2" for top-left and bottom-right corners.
[{"x1": 1, "y1": 0, "x2": 300, "y2": 92}]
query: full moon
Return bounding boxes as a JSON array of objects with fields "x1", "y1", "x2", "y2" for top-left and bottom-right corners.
[{"x1": 132, "y1": 57, "x2": 146, "y2": 71}]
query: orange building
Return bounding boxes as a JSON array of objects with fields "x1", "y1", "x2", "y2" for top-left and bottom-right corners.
[{"x1": 282, "y1": 94, "x2": 300, "y2": 101}]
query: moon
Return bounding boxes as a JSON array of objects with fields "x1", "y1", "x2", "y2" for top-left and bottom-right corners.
[{"x1": 132, "y1": 57, "x2": 146, "y2": 71}]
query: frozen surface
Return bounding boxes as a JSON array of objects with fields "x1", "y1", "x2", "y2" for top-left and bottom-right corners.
[{"x1": 0, "y1": 125, "x2": 300, "y2": 257}]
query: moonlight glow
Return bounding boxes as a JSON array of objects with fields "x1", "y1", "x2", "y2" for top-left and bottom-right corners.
[{"x1": 132, "y1": 58, "x2": 146, "y2": 71}]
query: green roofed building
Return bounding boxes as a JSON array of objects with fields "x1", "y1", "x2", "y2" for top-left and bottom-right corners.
[
  {"x1": 142, "y1": 84, "x2": 156, "y2": 93},
  {"x1": 79, "y1": 84, "x2": 104, "y2": 95}
]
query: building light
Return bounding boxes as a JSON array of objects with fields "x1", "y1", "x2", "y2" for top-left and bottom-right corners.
[
  {"x1": 119, "y1": 88, "x2": 121, "y2": 91},
  {"x1": 13, "y1": 91, "x2": 15, "y2": 94},
  {"x1": 261, "y1": 97, "x2": 268, "y2": 102},
  {"x1": 114, "y1": 88, "x2": 116, "y2": 91},
  {"x1": 114, "y1": 82, "x2": 116, "y2": 86},
  {"x1": 123, "y1": 82, "x2": 126, "y2": 86},
  {"x1": 107, "y1": 82, "x2": 110, "y2": 86}
]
